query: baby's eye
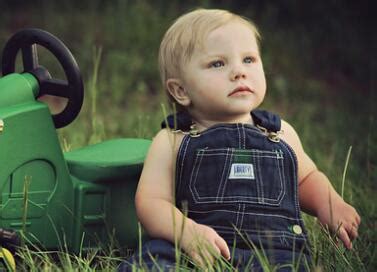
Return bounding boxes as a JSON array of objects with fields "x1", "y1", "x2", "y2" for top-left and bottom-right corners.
[
  {"x1": 209, "y1": 60, "x2": 224, "y2": 68},
  {"x1": 244, "y1": 56, "x2": 257, "y2": 63}
]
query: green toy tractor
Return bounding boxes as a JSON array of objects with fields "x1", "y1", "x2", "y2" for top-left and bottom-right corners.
[{"x1": 0, "y1": 28, "x2": 151, "y2": 262}]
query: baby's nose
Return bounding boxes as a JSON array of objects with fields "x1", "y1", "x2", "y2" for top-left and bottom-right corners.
[{"x1": 230, "y1": 66, "x2": 246, "y2": 81}]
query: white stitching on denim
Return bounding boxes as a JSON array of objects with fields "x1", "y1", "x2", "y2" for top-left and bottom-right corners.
[
  {"x1": 256, "y1": 153, "x2": 267, "y2": 204},
  {"x1": 189, "y1": 149, "x2": 286, "y2": 205},
  {"x1": 212, "y1": 224, "x2": 307, "y2": 237},
  {"x1": 238, "y1": 150, "x2": 284, "y2": 203},
  {"x1": 189, "y1": 148, "x2": 204, "y2": 202},
  {"x1": 242, "y1": 124, "x2": 246, "y2": 149},
  {"x1": 217, "y1": 148, "x2": 231, "y2": 200},
  {"x1": 187, "y1": 209, "x2": 303, "y2": 221},
  {"x1": 255, "y1": 152, "x2": 262, "y2": 204},
  {"x1": 220, "y1": 148, "x2": 233, "y2": 199},
  {"x1": 177, "y1": 136, "x2": 190, "y2": 194},
  {"x1": 239, "y1": 123, "x2": 242, "y2": 149},
  {"x1": 216, "y1": 227, "x2": 304, "y2": 234},
  {"x1": 239, "y1": 204, "x2": 245, "y2": 230},
  {"x1": 195, "y1": 148, "x2": 281, "y2": 155},
  {"x1": 237, "y1": 123, "x2": 241, "y2": 149},
  {"x1": 188, "y1": 196, "x2": 280, "y2": 203},
  {"x1": 196, "y1": 153, "x2": 283, "y2": 159},
  {"x1": 216, "y1": 229, "x2": 307, "y2": 239},
  {"x1": 177, "y1": 120, "x2": 308, "y2": 247},
  {"x1": 187, "y1": 146, "x2": 287, "y2": 206},
  {"x1": 275, "y1": 150, "x2": 286, "y2": 205},
  {"x1": 213, "y1": 224, "x2": 305, "y2": 231},
  {"x1": 280, "y1": 141, "x2": 306, "y2": 231},
  {"x1": 235, "y1": 204, "x2": 241, "y2": 229},
  {"x1": 280, "y1": 140, "x2": 301, "y2": 218},
  {"x1": 197, "y1": 125, "x2": 264, "y2": 137}
]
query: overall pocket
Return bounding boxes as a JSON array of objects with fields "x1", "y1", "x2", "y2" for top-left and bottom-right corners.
[{"x1": 189, "y1": 148, "x2": 285, "y2": 206}]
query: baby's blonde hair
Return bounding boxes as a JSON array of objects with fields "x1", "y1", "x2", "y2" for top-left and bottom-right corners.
[{"x1": 158, "y1": 8, "x2": 260, "y2": 104}]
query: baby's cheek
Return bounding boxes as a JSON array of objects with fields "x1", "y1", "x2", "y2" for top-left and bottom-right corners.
[{"x1": 257, "y1": 72, "x2": 267, "y2": 88}]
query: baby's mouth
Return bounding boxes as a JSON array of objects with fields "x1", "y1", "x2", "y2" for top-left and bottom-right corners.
[{"x1": 228, "y1": 86, "x2": 253, "y2": 96}]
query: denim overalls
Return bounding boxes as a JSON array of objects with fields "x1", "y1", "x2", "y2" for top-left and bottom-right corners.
[{"x1": 119, "y1": 110, "x2": 311, "y2": 271}]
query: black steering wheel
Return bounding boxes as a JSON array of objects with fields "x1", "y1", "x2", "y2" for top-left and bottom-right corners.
[{"x1": 1, "y1": 28, "x2": 84, "y2": 128}]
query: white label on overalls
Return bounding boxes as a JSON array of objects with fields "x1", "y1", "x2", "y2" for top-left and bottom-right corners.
[{"x1": 229, "y1": 163, "x2": 255, "y2": 179}]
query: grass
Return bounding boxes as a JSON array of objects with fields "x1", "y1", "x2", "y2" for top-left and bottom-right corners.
[
  {"x1": 15, "y1": 246, "x2": 123, "y2": 271},
  {"x1": 10, "y1": 214, "x2": 367, "y2": 271},
  {"x1": 7, "y1": 83, "x2": 375, "y2": 271},
  {"x1": 4, "y1": 104, "x2": 375, "y2": 269},
  {"x1": 0, "y1": 1, "x2": 376, "y2": 271},
  {"x1": 3, "y1": 63, "x2": 375, "y2": 272}
]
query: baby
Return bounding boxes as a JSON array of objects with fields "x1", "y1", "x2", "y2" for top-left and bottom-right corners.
[{"x1": 119, "y1": 8, "x2": 360, "y2": 271}]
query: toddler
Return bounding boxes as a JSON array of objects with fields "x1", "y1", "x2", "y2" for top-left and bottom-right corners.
[{"x1": 119, "y1": 8, "x2": 360, "y2": 271}]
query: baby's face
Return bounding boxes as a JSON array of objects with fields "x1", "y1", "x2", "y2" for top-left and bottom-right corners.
[{"x1": 180, "y1": 21, "x2": 266, "y2": 124}]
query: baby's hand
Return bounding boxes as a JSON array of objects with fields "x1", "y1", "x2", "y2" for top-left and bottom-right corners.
[
  {"x1": 182, "y1": 222, "x2": 230, "y2": 268},
  {"x1": 317, "y1": 198, "x2": 361, "y2": 249}
]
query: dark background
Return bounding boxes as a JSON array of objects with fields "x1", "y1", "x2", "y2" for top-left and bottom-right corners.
[{"x1": 0, "y1": 0, "x2": 374, "y2": 95}]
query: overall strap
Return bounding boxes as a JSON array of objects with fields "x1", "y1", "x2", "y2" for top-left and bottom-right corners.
[
  {"x1": 161, "y1": 110, "x2": 281, "y2": 132},
  {"x1": 161, "y1": 111, "x2": 192, "y2": 131},
  {"x1": 251, "y1": 109, "x2": 281, "y2": 132}
]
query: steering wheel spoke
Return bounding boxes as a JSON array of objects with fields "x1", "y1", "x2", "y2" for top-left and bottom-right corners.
[
  {"x1": 22, "y1": 44, "x2": 39, "y2": 71},
  {"x1": 40, "y1": 79, "x2": 71, "y2": 98}
]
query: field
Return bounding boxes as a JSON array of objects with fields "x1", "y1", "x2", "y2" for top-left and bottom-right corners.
[{"x1": 0, "y1": 1, "x2": 375, "y2": 271}]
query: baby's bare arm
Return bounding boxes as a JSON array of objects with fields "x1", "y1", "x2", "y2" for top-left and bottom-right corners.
[
  {"x1": 136, "y1": 129, "x2": 184, "y2": 240},
  {"x1": 281, "y1": 120, "x2": 360, "y2": 249},
  {"x1": 135, "y1": 129, "x2": 230, "y2": 262}
]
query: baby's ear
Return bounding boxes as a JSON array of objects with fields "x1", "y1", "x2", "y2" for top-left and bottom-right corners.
[{"x1": 166, "y1": 79, "x2": 191, "y2": 107}]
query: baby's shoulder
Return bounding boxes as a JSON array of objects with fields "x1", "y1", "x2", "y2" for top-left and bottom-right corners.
[
  {"x1": 151, "y1": 128, "x2": 185, "y2": 153},
  {"x1": 280, "y1": 120, "x2": 303, "y2": 150},
  {"x1": 280, "y1": 120, "x2": 296, "y2": 136}
]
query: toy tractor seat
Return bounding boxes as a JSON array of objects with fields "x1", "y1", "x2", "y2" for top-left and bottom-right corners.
[
  {"x1": 65, "y1": 138, "x2": 151, "y2": 182},
  {"x1": 64, "y1": 138, "x2": 151, "y2": 251}
]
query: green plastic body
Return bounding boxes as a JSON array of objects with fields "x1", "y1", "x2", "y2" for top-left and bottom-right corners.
[
  {"x1": 0, "y1": 73, "x2": 151, "y2": 252},
  {"x1": 65, "y1": 138, "x2": 151, "y2": 250}
]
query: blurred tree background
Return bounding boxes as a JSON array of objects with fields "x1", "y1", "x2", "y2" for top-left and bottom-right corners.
[
  {"x1": 0, "y1": 0, "x2": 373, "y2": 135},
  {"x1": 0, "y1": 0, "x2": 376, "y2": 269}
]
